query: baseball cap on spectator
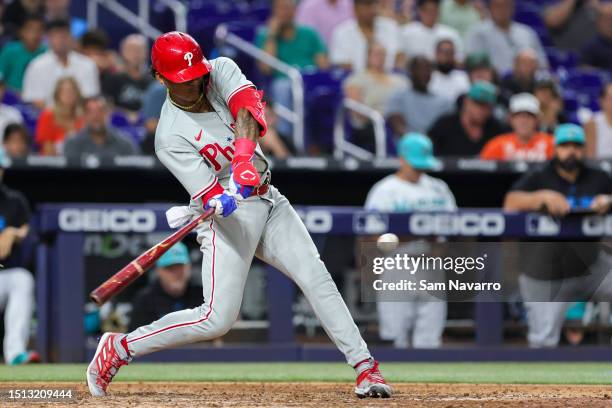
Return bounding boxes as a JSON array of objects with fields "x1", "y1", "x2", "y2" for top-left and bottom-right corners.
[
  {"x1": 554, "y1": 124, "x2": 585, "y2": 146},
  {"x1": 467, "y1": 81, "x2": 497, "y2": 105},
  {"x1": 465, "y1": 53, "x2": 492, "y2": 72},
  {"x1": 397, "y1": 132, "x2": 441, "y2": 171},
  {"x1": 156, "y1": 242, "x2": 190, "y2": 268},
  {"x1": 509, "y1": 93, "x2": 540, "y2": 115}
]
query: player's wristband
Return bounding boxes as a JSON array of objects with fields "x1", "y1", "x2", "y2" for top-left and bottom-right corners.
[{"x1": 232, "y1": 138, "x2": 256, "y2": 166}]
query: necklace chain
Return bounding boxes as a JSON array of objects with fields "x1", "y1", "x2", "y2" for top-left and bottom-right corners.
[{"x1": 168, "y1": 91, "x2": 204, "y2": 111}]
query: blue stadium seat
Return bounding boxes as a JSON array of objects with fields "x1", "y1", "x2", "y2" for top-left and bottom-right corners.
[
  {"x1": 514, "y1": 11, "x2": 545, "y2": 30},
  {"x1": 545, "y1": 47, "x2": 578, "y2": 71},
  {"x1": 302, "y1": 70, "x2": 347, "y2": 152},
  {"x1": 2, "y1": 89, "x2": 21, "y2": 106}
]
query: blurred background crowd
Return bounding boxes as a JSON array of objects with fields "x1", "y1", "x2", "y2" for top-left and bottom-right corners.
[{"x1": 0, "y1": 0, "x2": 609, "y2": 162}]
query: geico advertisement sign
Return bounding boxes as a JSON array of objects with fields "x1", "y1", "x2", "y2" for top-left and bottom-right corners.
[
  {"x1": 582, "y1": 215, "x2": 612, "y2": 236},
  {"x1": 409, "y1": 213, "x2": 505, "y2": 236},
  {"x1": 58, "y1": 209, "x2": 157, "y2": 232}
]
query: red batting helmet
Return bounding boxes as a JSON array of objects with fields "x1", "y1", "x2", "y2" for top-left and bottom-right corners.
[{"x1": 151, "y1": 31, "x2": 213, "y2": 83}]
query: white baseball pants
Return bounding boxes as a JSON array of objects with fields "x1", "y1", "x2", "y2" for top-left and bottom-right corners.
[{"x1": 126, "y1": 186, "x2": 371, "y2": 366}]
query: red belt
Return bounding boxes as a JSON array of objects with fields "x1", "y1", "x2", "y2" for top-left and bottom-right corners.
[{"x1": 250, "y1": 183, "x2": 269, "y2": 197}]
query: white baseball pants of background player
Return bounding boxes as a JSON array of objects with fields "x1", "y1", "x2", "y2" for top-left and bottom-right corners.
[
  {"x1": 0, "y1": 268, "x2": 34, "y2": 363},
  {"x1": 126, "y1": 186, "x2": 372, "y2": 366}
]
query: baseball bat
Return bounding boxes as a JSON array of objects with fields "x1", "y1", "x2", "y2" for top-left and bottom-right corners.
[{"x1": 90, "y1": 208, "x2": 215, "y2": 305}]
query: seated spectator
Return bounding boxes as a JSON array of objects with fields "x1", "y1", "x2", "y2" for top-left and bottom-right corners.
[
  {"x1": 429, "y1": 81, "x2": 506, "y2": 156},
  {"x1": 439, "y1": 0, "x2": 484, "y2": 41},
  {"x1": 22, "y1": 18, "x2": 99, "y2": 109},
  {"x1": 256, "y1": 0, "x2": 329, "y2": 138},
  {"x1": 45, "y1": 0, "x2": 88, "y2": 39},
  {"x1": 465, "y1": 0, "x2": 548, "y2": 74},
  {"x1": 465, "y1": 52, "x2": 498, "y2": 84},
  {"x1": 534, "y1": 78, "x2": 567, "y2": 135},
  {"x1": 500, "y1": 48, "x2": 539, "y2": 103},
  {"x1": 330, "y1": 0, "x2": 404, "y2": 72},
  {"x1": 0, "y1": 77, "x2": 24, "y2": 138},
  {"x1": 256, "y1": 0, "x2": 329, "y2": 75},
  {"x1": 3, "y1": 124, "x2": 30, "y2": 159},
  {"x1": 581, "y1": 4, "x2": 612, "y2": 69},
  {"x1": 344, "y1": 42, "x2": 409, "y2": 151},
  {"x1": 128, "y1": 242, "x2": 201, "y2": 331},
  {"x1": 0, "y1": 160, "x2": 38, "y2": 364},
  {"x1": 80, "y1": 29, "x2": 118, "y2": 90},
  {"x1": 380, "y1": 0, "x2": 415, "y2": 25},
  {"x1": 139, "y1": 81, "x2": 166, "y2": 156},
  {"x1": 387, "y1": 56, "x2": 452, "y2": 136},
  {"x1": 102, "y1": 34, "x2": 150, "y2": 117},
  {"x1": 64, "y1": 96, "x2": 137, "y2": 162},
  {"x1": 481, "y1": 93, "x2": 553, "y2": 161},
  {"x1": 429, "y1": 38, "x2": 470, "y2": 103},
  {"x1": 585, "y1": 82, "x2": 612, "y2": 159},
  {"x1": 504, "y1": 124, "x2": 612, "y2": 347},
  {"x1": 295, "y1": 0, "x2": 354, "y2": 46},
  {"x1": 544, "y1": 0, "x2": 599, "y2": 52},
  {"x1": 0, "y1": 14, "x2": 46, "y2": 93},
  {"x1": 2, "y1": 0, "x2": 44, "y2": 39},
  {"x1": 365, "y1": 132, "x2": 455, "y2": 348},
  {"x1": 401, "y1": 0, "x2": 463, "y2": 62},
  {"x1": 35, "y1": 77, "x2": 84, "y2": 155}
]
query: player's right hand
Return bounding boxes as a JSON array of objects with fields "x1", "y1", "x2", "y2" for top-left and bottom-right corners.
[
  {"x1": 205, "y1": 192, "x2": 238, "y2": 217},
  {"x1": 229, "y1": 161, "x2": 261, "y2": 199}
]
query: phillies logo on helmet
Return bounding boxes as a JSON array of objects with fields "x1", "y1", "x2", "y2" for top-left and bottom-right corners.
[{"x1": 184, "y1": 52, "x2": 193, "y2": 67}]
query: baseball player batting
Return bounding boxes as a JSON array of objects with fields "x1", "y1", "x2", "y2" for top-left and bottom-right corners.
[{"x1": 86, "y1": 32, "x2": 392, "y2": 399}]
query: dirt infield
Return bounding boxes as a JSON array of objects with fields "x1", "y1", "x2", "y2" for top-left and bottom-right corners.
[{"x1": 2, "y1": 382, "x2": 611, "y2": 407}]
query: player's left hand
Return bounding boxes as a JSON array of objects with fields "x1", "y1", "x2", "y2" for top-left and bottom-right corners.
[
  {"x1": 229, "y1": 161, "x2": 261, "y2": 199},
  {"x1": 205, "y1": 192, "x2": 238, "y2": 217}
]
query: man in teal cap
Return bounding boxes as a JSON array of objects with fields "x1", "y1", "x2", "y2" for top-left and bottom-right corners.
[
  {"x1": 429, "y1": 80, "x2": 506, "y2": 156},
  {"x1": 129, "y1": 242, "x2": 201, "y2": 331},
  {"x1": 365, "y1": 132, "x2": 456, "y2": 348},
  {"x1": 504, "y1": 123, "x2": 612, "y2": 348}
]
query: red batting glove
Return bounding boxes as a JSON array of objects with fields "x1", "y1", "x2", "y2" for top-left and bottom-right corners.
[{"x1": 230, "y1": 138, "x2": 260, "y2": 197}]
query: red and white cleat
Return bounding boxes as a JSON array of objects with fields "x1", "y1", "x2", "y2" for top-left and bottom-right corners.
[
  {"x1": 354, "y1": 359, "x2": 393, "y2": 398},
  {"x1": 86, "y1": 333, "x2": 131, "y2": 397}
]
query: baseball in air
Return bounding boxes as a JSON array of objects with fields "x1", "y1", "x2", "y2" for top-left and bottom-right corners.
[{"x1": 377, "y1": 233, "x2": 399, "y2": 252}]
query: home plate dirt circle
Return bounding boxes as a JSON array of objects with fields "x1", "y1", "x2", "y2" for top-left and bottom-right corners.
[{"x1": 4, "y1": 382, "x2": 611, "y2": 407}]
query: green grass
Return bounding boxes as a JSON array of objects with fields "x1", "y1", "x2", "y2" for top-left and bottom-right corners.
[{"x1": 1, "y1": 363, "x2": 611, "y2": 384}]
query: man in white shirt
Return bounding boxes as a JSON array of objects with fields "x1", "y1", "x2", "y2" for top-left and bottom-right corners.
[
  {"x1": 22, "y1": 18, "x2": 99, "y2": 109},
  {"x1": 401, "y1": 0, "x2": 464, "y2": 62},
  {"x1": 365, "y1": 132, "x2": 457, "y2": 348},
  {"x1": 465, "y1": 0, "x2": 548, "y2": 74},
  {"x1": 330, "y1": 0, "x2": 404, "y2": 72},
  {"x1": 429, "y1": 38, "x2": 470, "y2": 102}
]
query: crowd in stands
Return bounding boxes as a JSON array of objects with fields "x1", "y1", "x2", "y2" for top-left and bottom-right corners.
[
  {"x1": 0, "y1": 0, "x2": 607, "y2": 162},
  {"x1": 254, "y1": 0, "x2": 612, "y2": 161}
]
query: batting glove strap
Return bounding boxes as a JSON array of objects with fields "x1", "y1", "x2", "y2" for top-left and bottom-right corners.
[
  {"x1": 205, "y1": 193, "x2": 238, "y2": 218},
  {"x1": 229, "y1": 162, "x2": 261, "y2": 199}
]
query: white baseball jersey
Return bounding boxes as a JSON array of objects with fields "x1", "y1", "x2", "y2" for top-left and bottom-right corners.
[
  {"x1": 365, "y1": 173, "x2": 456, "y2": 348},
  {"x1": 155, "y1": 57, "x2": 269, "y2": 205},
  {"x1": 365, "y1": 173, "x2": 457, "y2": 212},
  {"x1": 125, "y1": 57, "x2": 372, "y2": 367}
]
